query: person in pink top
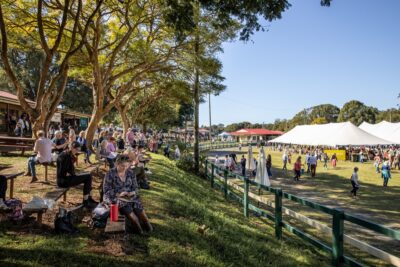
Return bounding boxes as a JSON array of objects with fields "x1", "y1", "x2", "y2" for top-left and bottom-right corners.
[
  {"x1": 106, "y1": 136, "x2": 116, "y2": 153},
  {"x1": 25, "y1": 130, "x2": 54, "y2": 183},
  {"x1": 293, "y1": 156, "x2": 303, "y2": 182}
]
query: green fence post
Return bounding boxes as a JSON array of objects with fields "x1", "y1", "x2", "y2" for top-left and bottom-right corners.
[
  {"x1": 275, "y1": 188, "x2": 283, "y2": 240},
  {"x1": 224, "y1": 169, "x2": 228, "y2": 199},
  {"x1": 332, "y1": 209, "x2": 344, "y2": 267},
  {"x1": 211, "y1": 164, "x2": 215, "y2": 188},
  {"x1": 205, "y1": 159, "x2": 208, "y2": 179},
  {"x1": 244, "y1": 178, "x2": 249, "y2": 218}
]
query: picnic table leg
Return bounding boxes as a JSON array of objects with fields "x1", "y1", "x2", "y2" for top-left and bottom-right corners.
[
  {"x1": 9, "y1": 178, "x2": 14, "y2": 199},
  {"x1": 63, "y1": 191, "x2": 67, "y2": 202},
  {"x1": 45, "y1": 165, "x2": 48, "y2": 183},
  {"x1": 37, "y1": 211, "x2": 43, "y2": 224}
]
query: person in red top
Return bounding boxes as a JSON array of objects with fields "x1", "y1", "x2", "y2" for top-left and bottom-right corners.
[{"x1": 294, "y1": 156, "x2": 303, "y2": 181}]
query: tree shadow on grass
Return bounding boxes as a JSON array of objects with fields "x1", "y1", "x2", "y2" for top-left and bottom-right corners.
[{"x1": 146, "y1": 159, "x2": 329, "y2": 266}]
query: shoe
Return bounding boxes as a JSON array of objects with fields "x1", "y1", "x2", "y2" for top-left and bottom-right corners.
[
  {"x1": 30, "y1": 176, "x2": 38, "y2": 183},
  {"x1": 83, "y1": 197, "x2": 98, "y2": 209}
]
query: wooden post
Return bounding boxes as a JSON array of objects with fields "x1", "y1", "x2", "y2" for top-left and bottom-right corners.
[
  {"x1": 211, "y1": 164, "x2": 215, "y2": 188},
  {"x1": 332, "y1": 208, "x2": 344, "y2": 266},
  {"x1": 9, "y1": 178, "x2": 14, "y2": 199},
  {"x1": 205, "y1": 159, "x2": 208, "y2": 179},
  {"x1": 244, "y1": 178, "x2": 249, "y2": 218},
  {"x1": 275, "y1": 188, "x2": 283, "y2": 240},
  {"x1": 224, "y1": 169, "x2": 228, "y2": 199}
]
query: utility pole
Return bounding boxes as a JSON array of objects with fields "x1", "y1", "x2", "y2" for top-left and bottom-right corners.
[{"x1": 209, "y1": 92, "x2": 212, "y2": 141}]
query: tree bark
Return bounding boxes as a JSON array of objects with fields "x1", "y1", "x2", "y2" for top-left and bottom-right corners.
[
  {"x1": 85, "y1": 107, "x2": 103, "y2": 150},
  {"x1": 193, "y1": 35, "x2": 200, "y2": 173}
]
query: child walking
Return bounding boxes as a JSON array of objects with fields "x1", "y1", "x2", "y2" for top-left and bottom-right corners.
[{"x1": 350, "y1": 167, "x2": 360, "y2": 199}]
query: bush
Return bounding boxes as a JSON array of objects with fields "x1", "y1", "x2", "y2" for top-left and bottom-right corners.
[{"x1": 176, "y1": 152, "x2": 196, "y2": 173}]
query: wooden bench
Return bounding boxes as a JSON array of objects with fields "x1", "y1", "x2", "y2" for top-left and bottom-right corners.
[
  {"x1": 37, "y1": 162, "x2": 53, "y2": 183},
  {"x1": 4, "y1": 172, "x2": 24, "y2": 199},
  {"x1": 23, "y1": 188, "x2": 70, "y2": 223},
  {"x1": 104, "y1": 215, "x2": 126, "y2": 233}
]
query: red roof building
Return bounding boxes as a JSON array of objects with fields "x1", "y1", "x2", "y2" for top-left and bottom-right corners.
[{"x1": 230, "y1": 128, "x2": 283, "y2": 143}]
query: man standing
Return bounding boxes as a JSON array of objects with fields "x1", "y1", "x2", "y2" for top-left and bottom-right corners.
[
  {"x1": 56, "y1": 142, "x2": 98, "y2": 208},
  {"x1": 310, "y1": 153, "x2": 318, "y2": 178},
  {"x1": 25, "y1": 130, "x2": 54, "y2": 183}
]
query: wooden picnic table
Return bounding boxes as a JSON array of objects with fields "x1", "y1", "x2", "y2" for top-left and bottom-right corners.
[
  {"x1": 3, "y1": 172, "x2": 24, "y2": 198},
  {"x1": 0, "y1": 136, "x2": 34, "y2": 155}
]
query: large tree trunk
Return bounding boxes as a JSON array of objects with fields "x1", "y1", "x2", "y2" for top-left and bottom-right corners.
[
  {"x1": 193, "y1": 45, "x2": 200, "y2": 173},
  {"x1": 85, "y1": 107, "x2": 104, "y2": 150},
  {"x1": 116, "y1": 104, "x2": 130, "y2": 139},
  {"x1": 193, "y1": 8, "x2": 200, "y2": 173}
]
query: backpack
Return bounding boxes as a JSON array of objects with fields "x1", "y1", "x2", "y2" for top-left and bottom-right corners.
[
  {"x1": 54, "y1": 208, "x2": 78, "y2": 234},
  {"x1": 4, "y1": 199, "x2": 23, "y2": 221}
]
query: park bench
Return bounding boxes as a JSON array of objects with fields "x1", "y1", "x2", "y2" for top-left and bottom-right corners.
[
  {"x1": 36, "y1": 162, "x2": 54, "y2": 183},
  {"x1": 23, "y1": 187, "x2": 70, "y2": 224},
  {"x1": 4, "y1": 172, "x2": 24, "y2": 199}
]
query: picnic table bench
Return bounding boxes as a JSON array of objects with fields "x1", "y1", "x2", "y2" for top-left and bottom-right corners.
[
  {"x1": 22, "y1": 187, "x2": 70, "y2": 224},
  {"x1": 3, "y1": 172, "x2": 24, "y2": 198},
  {"x1": 0, "y1": 136, "x2": 34, "y2": 155}
]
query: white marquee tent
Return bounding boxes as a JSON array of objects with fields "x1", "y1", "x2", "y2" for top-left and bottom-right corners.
[
  {"x1": 359, "y1": 121, "x2": 400, "y2": 144},
  {"x1": 268, "y1": 122, "x2": 394, "y2": 146}
]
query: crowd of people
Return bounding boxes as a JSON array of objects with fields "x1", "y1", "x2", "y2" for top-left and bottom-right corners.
[{"x1": 10, "y1": 123, "x2": 169, "y2": 234}]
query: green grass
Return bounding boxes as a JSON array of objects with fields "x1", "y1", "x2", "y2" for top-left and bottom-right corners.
[
  {"x1": 207, "y1": 147, "x2": 400, "y2": 266},
  {"x1": 0, "y1": 153, "x2": 329, "y2": 266}
]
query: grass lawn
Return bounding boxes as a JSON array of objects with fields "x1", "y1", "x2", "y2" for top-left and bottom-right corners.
[
  {"x1": 207, "y1": 147, "x2": 400, "y2": 266},
  {"x1": 0, "y1": 153, "x2": 329, "y2": 266}
]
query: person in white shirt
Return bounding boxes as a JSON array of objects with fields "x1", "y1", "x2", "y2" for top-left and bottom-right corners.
[
  {"x1": 309, "y1": 154, "x2": 318, "y2": 177},
  {"x1": 224, "y1": 155, "x2": 230, "y2": 170},
  {"x1": 25, "y1": 130, "x2": 54, "y2": 183},
  {"x1": 174, "y1": 145, "x2": 181, "y2": 160},
  {"x1": 350, "y1": 167, "x2": 360, "y2": 198}
]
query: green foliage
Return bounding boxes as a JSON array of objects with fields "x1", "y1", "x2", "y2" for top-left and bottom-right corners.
[
  {"x1": 60, "y1": 79, "x2": 93, "y2": 114},
  {"x1": 338, "y1": 100, "x2": 379, "y2": 125},
  {"x1": 176, "y1": 151, "x2": 196, "y2": 173},
  {"x1": 376, "y1": 108, "x2": 400, "y2": 123},
  {"x1": 224, "y1": 121, "x2": 253, "y2": 132}
]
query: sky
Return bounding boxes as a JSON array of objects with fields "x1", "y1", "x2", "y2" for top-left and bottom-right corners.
[{"x1": 199, "y1": 0, "x2": 400, "y2": 126}]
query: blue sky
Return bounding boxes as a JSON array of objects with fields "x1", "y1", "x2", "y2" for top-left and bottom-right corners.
[{"x1": 199, "y1": 0, "x2": 400, "y2": 126}]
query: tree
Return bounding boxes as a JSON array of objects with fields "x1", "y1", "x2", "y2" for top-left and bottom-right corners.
[
  {"x1": 338, "y1": 100, "x2": 378, "y2": 125},
  {"x1": 309, "y1": 104, "x2": 340, "y2": 122},
  {"x1": 377, "y1": 108, "x2": 400, "y2": 123},
  {"x1": 69, "y1": 0, "x2": 183, "y2": 148},
  {"x1": 311, "y1": 117, "x2": 328, "y2": 124},
  {"x1": 0, "y1": 0, "x2": 102, "y2": 136}
]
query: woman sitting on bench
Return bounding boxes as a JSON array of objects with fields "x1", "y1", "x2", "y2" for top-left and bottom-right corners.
[{"x1": 103, "y1": 155, "x2": 152, "y2": 234}]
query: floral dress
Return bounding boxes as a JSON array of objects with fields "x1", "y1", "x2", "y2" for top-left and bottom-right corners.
[{"x1": 103, "y1": 168, "x2": 143, "y2": 211}]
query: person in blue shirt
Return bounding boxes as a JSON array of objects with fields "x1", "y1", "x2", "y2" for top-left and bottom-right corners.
[{"x1": 381, "y1": 161, "x2": 391, "y2": 187}]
